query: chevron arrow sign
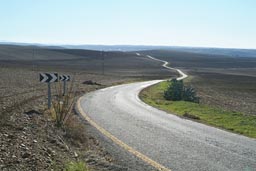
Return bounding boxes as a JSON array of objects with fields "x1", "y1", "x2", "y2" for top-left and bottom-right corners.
[
  {"x1": 40, "y1": 73, "x2": 58, "y2": 83},
  {"x1": 59, "y1": 75, "x2": 70, "y2": 81}
]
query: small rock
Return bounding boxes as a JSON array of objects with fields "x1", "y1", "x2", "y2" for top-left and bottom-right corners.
[
  {"x1": 14, "y1": 159, "x2": 20, "y2": 164},
  {"x1": 8, "y1": 134, "x2": 14, "y2": 139},
  {"x1": 51, "y1": 150, "x2": 56, "y2": 156},
  {"x1": 0, "y1": 147, "x2": 6, "y2": 152},
  {"x1": 74, "y1": 152, "x2": 78, "y2": 158},
  {"x1": 21, "y1": 143, "x2": 25, "y2": 147},
  {"x1": 3, "y1": 134, "x2": 8, "y2": 137},
  {"x1": 48, "y1": 138, "x2": 57, "y2": 144},
  {"x1": 24, "y1": 110, "x2": 41, "y2": 116},
  {"x1": 22, "y1": 152, "x2": 30, "y2": 158},
  {"x1": 46, "y1": 159, "x2": 52, "y2": 164},
  {"x1": 33, "y1": 140, "x2": 37, "y2": 143},
  {"x1": 47, "y1": 148, "x2": 55, "y2": 156},
  {"x1": 65, "y1": 144, "x2": 69, "y2": 151}
]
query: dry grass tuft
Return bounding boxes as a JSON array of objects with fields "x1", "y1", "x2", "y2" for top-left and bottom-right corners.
[
  {"x1": 64, "y1": 115, "x2": 89, "y2": 147},
  {"x1": 51, "y1": 76, "x2": 77, "y2": 127}
]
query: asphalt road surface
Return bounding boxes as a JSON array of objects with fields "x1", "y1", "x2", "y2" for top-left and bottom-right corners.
[
  {"x1": 144, "y1": 54, "x2": 187, "y2": 80},
  {"x1": 79, "y1": 55, "x2": 256, "y2": 171}
]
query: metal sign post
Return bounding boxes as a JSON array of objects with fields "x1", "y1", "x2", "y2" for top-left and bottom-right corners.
[
  {"x1": 59, "y1": 75, "x2": 70, "y2": 96},
  {"x1": 63, "y1": 80, "x2": 66, "y2": 96},
  {"x1": 40, "y1": 73, "x2": 58, "y2": 109},
  {"x1": 48, "y1": 82, "x2": 51, "y2": 109}
]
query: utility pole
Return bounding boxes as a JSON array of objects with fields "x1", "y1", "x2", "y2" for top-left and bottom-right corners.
[
  {"x1": 32, "y1": 47, "x2": 35, "y2": 93},
  {"x1": 102, "y1": 51, "x2": 105, "y2": 75},
  {"x1": 32, "y1": 47, "x2": 35, "y2": 71}
]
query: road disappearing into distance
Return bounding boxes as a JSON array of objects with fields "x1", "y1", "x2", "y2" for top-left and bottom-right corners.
[
  {"x1": 142, "y1": 54, "x2": 188, "y2": 80},
  {"x1": 77, "y1": 53, "x2": 256, "y2": 171}
]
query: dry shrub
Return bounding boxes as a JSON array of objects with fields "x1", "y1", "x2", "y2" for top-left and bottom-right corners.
[
  {"x1": 183, "y1": 112, "x2": 200, "y2": 120},
  {"x1": 64, "y1": 115, "x2": 88, "y2": 147},
  {"x1": 51, "y1": 76, "x2": 77, "y2": 127}
]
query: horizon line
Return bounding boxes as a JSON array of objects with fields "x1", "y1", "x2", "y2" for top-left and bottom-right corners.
[{"x1": 1, "y1": 40, "x2": 256, "y2": 50}]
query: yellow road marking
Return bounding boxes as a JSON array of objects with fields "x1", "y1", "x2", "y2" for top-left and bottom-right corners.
[{"x1": 77, "y1": 96, "x2": 171, "y2": 171}]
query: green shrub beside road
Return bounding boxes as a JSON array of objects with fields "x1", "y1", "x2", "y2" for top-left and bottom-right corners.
[
  {"x1": 140, "y1": 81, "x2": 256, "y2": 138},
  {"x1": 164, "y1": 79, "x2": 199, "y2": 103}
]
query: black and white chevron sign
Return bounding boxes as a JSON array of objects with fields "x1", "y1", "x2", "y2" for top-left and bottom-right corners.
[
  {"x1": 40, "y1": 73, "x2": 58, "y2": 83},
  {"x1": 59, "y1": 75, "x2": 70, "y2": 81}
]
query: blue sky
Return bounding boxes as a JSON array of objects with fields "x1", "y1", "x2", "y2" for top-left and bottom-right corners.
[{"x1": 1, "y1": 0, "x2": 256, "y2": 48}]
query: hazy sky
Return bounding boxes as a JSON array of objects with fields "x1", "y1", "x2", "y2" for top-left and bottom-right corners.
[{"x1": 1, "y1": 0, "x2": 256, "y2": 48}]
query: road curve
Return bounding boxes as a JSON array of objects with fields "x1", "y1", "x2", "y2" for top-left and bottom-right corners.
[
  {"x1": 78, "y1": 55, "x2": 256, "y2": 171},
  {"x1": 144, "y1": 54, "x2": 188, "y2": 80}
]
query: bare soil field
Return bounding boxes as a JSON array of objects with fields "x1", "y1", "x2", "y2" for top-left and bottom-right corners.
[
  {"x1": 0, "y1": 45, "x2": 177, "y2": 170},
  {"x1": 186, "y1": 70, "x2": 256, "y2": 115},
  {"x1": 140, "y1": 49, "x2": 256, "y2": 69},
  {"x1": 140, "y1": 50, "x2": 256, "y2": 116},
  {"x1": 0, "y1": 45, "x2": 172, "y2": 78}
]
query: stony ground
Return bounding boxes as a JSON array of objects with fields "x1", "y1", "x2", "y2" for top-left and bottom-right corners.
[{"x1": 0, "y1": 66, "x2": 139, "y2": 171}]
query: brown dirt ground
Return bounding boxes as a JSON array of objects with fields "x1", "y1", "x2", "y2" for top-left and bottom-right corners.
[
  {"x1": 0, "y1": 66, "x2": 136, "y2": 171},
  {"x1": 184, "y1": 69, "x2": 256, "y2": 116}
]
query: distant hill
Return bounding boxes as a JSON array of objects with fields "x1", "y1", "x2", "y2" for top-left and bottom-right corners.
[
  {"x1": 139, "y1": 49, "x2": 256, "y2": 68},
  {"x1": 61, "y1": 45, "x2": 165, "y2": 52},
  {"x1": 62, "y1": 45, "x2": 256, "y2": 58},
  {"x1": 164, "y1": 47, "x2": 256, "y2": 58},
  {"x1": 0, "y1": 44, "x2": 174, "y2": 78},
  {"x1": 1, "y1": 42, "x2": 256, "y2": 58}
]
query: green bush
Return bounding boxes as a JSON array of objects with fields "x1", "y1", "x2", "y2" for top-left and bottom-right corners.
[
  {"x1": 183, "y1": 86, "x2": 200, "y2": 103},
  {"x1": 164, "y1": 79, "x2": 183, "y2": 101},
  {"x1": 64, "y1": 161, "x2": 88, "y2": 171},
  {"x1": 164, "y1": 79, "x2": 199, "y2": 103}
]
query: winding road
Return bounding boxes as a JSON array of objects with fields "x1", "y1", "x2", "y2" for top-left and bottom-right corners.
[{"x1": 77, "y1": 54, "x2": 256, "y2": 171}]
